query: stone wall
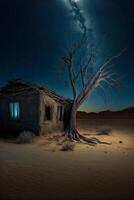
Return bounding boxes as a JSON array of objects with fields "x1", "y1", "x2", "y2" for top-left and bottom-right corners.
[
  {"x1": 0, "y1": 91, "x2": 40, "y2": 136},
  {"x1": 39, "y1": 93, "x2": 64, "y2": 134}
]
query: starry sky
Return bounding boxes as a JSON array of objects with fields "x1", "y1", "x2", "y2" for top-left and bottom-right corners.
[{"x1": 0, "y1": 0, "x2": 134, "y2": 112}]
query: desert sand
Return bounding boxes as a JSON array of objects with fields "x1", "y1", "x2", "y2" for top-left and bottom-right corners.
[{"x1": 0, "y1": 119, "x2": 134, "y2": 200}]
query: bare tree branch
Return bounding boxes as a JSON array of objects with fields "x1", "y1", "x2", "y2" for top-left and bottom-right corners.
[
  {"x1": 75, "y1": 48, "x2": 126, "y2": 109},
  {"x1": 62, "y1": 55, "x2": 77, "y2": 100},
  {"x1": 99, "y1": 48, "x2": 127, "y2": 71}
]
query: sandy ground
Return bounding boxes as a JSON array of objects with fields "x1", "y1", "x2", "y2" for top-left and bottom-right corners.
[{"x1": 0, "y1": 119, "x2": 134, "y2": 200}]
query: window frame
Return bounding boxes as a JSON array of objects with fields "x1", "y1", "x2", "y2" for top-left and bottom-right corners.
[
  {"x1": 44, "y1": 105, "x2": 52, "y2": 121},
  {"x1": 9, "y1": 101, "x2": 20, "y2": 121},
  {"x1": 58, "y1": 105, "x2": 64, "y2": 121}
]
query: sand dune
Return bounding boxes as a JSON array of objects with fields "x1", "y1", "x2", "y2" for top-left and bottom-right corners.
[{"x1": 0, "y1": 119, "x2": 134, "y2": 200}]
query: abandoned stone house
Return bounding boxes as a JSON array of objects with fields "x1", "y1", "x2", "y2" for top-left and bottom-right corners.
[{"x1": 0, "y1": 80, "x2": 71, "y2": 136}]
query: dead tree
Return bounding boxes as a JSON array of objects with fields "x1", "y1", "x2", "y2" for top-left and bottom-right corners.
[{"x1": 62, "y1": 39, "x2": 125, "y2": 145}]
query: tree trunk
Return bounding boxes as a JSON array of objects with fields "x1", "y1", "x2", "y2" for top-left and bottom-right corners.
[
  {"x1": 65, "y1": 102, "x2": 80, "y2": 140},
  {"x1": 65, "y1": 102, "x2": 112, "y2": 145}
]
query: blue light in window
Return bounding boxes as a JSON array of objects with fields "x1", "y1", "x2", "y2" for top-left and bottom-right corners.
[
  {"x1": 9, "y1": 103, "x2": 14, "y2": 119},
  {"x1": 9, "y1": 102, "x2": 20, "y2": 120}
]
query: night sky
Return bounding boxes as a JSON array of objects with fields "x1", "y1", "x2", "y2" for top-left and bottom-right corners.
[{"x1": 0, "y1": 0, "x2": 134, "y2": 112}]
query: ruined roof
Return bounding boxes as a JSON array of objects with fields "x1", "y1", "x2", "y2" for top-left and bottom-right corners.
[{"x1": 0, "y1": 80, "x2": 71, "y2": 104}]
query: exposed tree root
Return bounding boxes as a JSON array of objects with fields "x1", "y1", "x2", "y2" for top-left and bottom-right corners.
[
  {"x1": 65, "y1": 129, "x2": 112, "y2": 145},
  {"x1": 65, "y1": 128, "x2": 80, "y2": 141},
  {"x1": 79, "y1": 134, "x2": 112, "y2": 145}
]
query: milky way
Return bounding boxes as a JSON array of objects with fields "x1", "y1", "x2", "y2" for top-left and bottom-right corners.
[
  {"x1": 63, "y1": 0, "x2": 91, "y2": 41},
  {"x1": 68, "y1": 0, "x2": 87, "y2": 35},
  {"x1": 64, "y1": 0, "x2": 93, "y2": 48}
]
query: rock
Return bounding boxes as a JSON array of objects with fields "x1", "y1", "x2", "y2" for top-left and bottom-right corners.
[{"x1": 104, "y1": 151, "x2": 108, "y2": 154}]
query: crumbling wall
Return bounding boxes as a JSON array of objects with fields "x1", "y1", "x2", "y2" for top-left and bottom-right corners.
[
  {"x1": 0, "y1": 91, "x2": 40, "y2": 136},
  {"x1": 39, "y1": 93, "x2": 64, "y2": 134}
]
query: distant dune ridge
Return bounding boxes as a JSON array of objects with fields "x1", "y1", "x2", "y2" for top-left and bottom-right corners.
[{"x1": 77, "y1": 107, "x2": 134, "y2": 119}]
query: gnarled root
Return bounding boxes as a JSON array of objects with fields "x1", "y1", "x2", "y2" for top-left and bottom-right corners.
[
  {"x1": 79, "y1": 134, "x2": 112, "y2": 145},
  {"x1": 65, "y1": 128, "x2": 80, "y2": 141},
  {"x1": 65, "y1": 128, "x2": 112, "y2": 145}
]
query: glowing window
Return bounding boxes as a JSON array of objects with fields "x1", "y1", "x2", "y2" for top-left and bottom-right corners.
[{"x1": 9, "y1": 102, "x2": 20, "y2": 120}]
